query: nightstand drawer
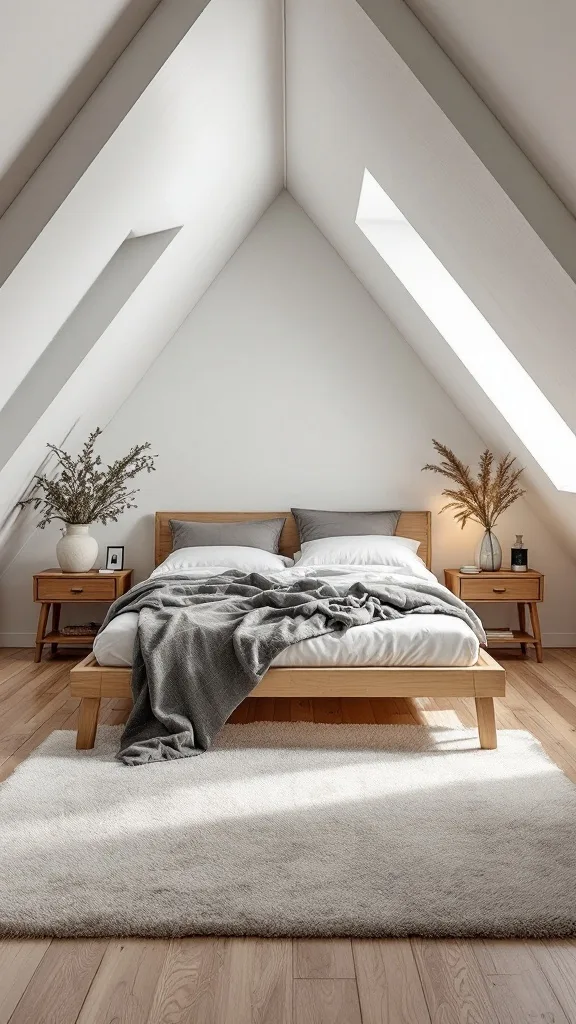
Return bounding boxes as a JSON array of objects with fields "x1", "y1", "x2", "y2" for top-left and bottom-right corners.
[
  {"x1": 36, "y1": 577, "x2": 118, "y2": 602},
  {"x1": 460, "y1": 576, "x2": 541, "y2": 602}
]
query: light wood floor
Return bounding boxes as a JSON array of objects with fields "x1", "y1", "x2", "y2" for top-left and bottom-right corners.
[{"x1": 1, "y1": 646, "x2": 576, "y2": 1023}]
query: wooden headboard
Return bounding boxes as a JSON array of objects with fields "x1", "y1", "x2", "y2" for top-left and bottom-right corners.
[{"x1": 154, "y1": 511, "x2": 432, "y2": 569}]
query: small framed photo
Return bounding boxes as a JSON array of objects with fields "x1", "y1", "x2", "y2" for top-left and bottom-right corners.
[{"x1": 106, "y1": 545, "x2": 125, "y2": 571}]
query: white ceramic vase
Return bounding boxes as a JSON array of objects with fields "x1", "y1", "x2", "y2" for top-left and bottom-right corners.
[{"x1": 56, "y1": 524, "x2": 98, "y2": 573}]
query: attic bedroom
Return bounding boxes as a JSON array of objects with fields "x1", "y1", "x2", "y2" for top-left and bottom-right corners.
[{"x1": 1, "y1": 0, "x2": 576, "y2": 1019}]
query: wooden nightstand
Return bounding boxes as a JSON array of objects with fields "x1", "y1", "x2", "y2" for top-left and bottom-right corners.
[
  {"x1": 33, "y1": 569, "x2": 133, "y2": 663},
  {"x1": 444, "y1": 569, "x2": 544, "y2": 663}
]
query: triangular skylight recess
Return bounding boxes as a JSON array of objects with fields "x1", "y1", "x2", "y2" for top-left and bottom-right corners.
[{"x1": 356, "y1": 169, "x2": 576, "y2": 492}]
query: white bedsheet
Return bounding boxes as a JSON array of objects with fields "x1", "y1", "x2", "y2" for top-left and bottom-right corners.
[{"x1": 93, "y1": 564, "x2": 479, "y2": 668}]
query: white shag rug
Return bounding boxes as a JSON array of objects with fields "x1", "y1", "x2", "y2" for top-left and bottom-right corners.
[{"x1": 1, "y1": 723, "x2": 576, "y2": 939}]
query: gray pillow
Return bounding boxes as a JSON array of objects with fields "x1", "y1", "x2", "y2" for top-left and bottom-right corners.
[
  {"x1": 169, "y1": 518, "x2": 286, "y2": 554},
  {"x1": 291, "y1": 508, "x2": 401, "y2": 545}
]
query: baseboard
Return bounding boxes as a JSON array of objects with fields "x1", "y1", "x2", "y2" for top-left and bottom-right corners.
[
  {"x1": 541, "y1": 634, "x2": 576, "y2": 647},
  {"x1": 0, "y1": 633, "x2": 37, "y2": 647}
]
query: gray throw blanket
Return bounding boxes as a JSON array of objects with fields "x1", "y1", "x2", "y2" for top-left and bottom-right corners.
[{"x1": 99, "y1": 570, "x2": 485, "y2": 766}]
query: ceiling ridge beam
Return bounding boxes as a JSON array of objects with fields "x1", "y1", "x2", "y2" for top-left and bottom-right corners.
[{"x1": 356, "y1": 0, "x2": 576, "y2": 287}]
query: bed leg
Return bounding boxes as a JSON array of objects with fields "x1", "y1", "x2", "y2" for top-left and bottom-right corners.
[
  {"x1": 475, "y1": 697, "x2": 497, "y2": 749},
  {"x1": 76, "y1": 697, "x2": 101, "y2": 749}
]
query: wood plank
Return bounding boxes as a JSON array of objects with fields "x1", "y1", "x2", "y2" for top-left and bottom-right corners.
[
  {"x1": 412, "y1": 939, "x2": 498, "y2": 1023},
  {"x1": 0, "y1": 662, "x2": 70, "y2": 717},
  {"x1": 312, "y1": 699, "x2": 343, "y2": 724},
  {"x1": 341, "y1": 698, "x2": 375, "y2": 724},
  {"x1": 293, "y1": 979, "x2": 362, "y2": 1024},
  {"x1": 0, "y1": 701, "x2": 80, "y2": 781},
  {"x1": 0, "y1": 939, "x2": 50, "y2": 1024},
  {"x1": 212, "y1": 938, "x2": 292, "y2": 1024},
  {"x1": 370, "y1": 700, "x2": 405, "y2": 724},
  {"x1": 255, "y1": 697, "x2": 278, "y2": 721},
  {"x1": 290, "y1": 698, "x2": 314, "y2": 722},
  {"x1": 473, "y1": 939, "x2": 570, "y2": 1024},
  {"x1": 0, "y1": 684, "x2": 74, "y2": 740},
  {"x1": 147, "y1": 938, "x2": 227, "y2": 1024},
  {"x1": 353, "y1": 939, "x2": 431, "y2": 1024},
  {"x1": 506, "y1": 668, "x2": 576, "y2": 743},
  {"x1": 0, "y1": 658, "x2": 53, "y2": 697},
  {"x1": 294, "y1": 940, "x2": 355, "y2": 979},
  {"x1": 8, "y1": 939, "x2": 107, "y2": 1024},
  {"x1": 531, "y1": 940, "x2": 576, "y2": 1020},
  {"x1": 273, "y1": 699, "x2": 292, "y2": 722},
  {"x1": 446, "y1": 696, "x2": 478, "y2": 728},
  {"x1": 227, "y1": 701, "x2": 251, "y2": 725},
  {"x1": 76, "y1": 939, "x2": 169, "y2": 1024},
  {"x1": 510, "y1": 705, "x2": 576, "y2": 781}
]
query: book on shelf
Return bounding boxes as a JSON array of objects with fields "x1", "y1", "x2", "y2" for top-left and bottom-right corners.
[{"x1": 486, "y1": 627, "x2": 515, "y2": 639}]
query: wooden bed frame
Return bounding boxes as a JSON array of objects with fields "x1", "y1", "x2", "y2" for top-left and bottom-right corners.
[{"x1": 70, "y1": 510, "x2": 505, "y2": 750}]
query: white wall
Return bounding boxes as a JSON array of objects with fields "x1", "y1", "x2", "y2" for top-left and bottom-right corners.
[{"x1": 2, "y1": 192, "x2": 574, "y2": 645}]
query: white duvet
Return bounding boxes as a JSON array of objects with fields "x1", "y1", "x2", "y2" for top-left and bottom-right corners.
[{"x1": 93, "y1": 563, "x2": 479, "y2": 669}]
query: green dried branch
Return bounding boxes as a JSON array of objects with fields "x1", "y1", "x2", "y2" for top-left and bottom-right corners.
[
  {"x1": 19, "y1": 428, "x2": 157, "y2": 529},
  {"x1": 422, "y1": 439, "x2": 525, "y2": 530}
]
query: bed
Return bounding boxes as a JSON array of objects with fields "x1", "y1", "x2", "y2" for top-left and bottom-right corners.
[{"x1": 70, "y1": 510, "x2": 505, "y2": 750}]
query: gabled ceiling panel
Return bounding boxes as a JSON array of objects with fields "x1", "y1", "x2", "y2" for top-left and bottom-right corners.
[
  {"x1": 285, "y1": 0, "x2": 576, "y2": 551},
  {"x1": 404, "y1": 0, "x2": 576, "y2": 217},
  {"x1": 0, "y1": 0, "x2": 212, "y2": 286},
  {"x1": 0, "y1": 0, "x2": 284, "y2": 563},
  {"x1": 0, "y1": 0, "x2": 162, "y2": 218}
]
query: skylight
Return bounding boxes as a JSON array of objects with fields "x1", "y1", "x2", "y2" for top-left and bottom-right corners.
[{"x1": 356, "y1": 168, "x2": 576, "y2": 492}]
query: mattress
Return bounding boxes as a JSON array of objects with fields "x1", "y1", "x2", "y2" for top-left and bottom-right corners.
[{"x1": 94, "y1": 566, "x2": 479, "y2": 670}]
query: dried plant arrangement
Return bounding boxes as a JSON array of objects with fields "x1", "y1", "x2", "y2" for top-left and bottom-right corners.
[
  {"x1": 422, "y1": 440, "x2": 525, "y2": 530},
  {"x1": 19, "y1": 428, "x2": 156, "y2": 528}
]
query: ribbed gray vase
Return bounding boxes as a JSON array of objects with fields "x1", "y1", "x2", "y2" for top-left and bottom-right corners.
[{"x1": 475, "y1": 529, "x2": 502, "y2": 571}]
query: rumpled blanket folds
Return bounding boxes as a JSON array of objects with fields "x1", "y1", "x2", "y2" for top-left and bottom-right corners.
[{"x1": 97, "y1": 571, "x2": 485, "y2": 766}]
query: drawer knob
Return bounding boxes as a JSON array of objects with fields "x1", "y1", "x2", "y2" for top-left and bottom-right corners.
[
  {"x1": 70, "y1": 587, "x2": 84, "y2": 593},
  {"x1": 493, "y1": 587, "x2": 506, "y2": 593}
]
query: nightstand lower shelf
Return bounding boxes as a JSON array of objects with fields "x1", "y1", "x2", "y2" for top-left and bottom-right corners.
[
  {"x1": 41, "y1": 631, "x2": 98, "y2": 646},
  {"x1": 486, "y1": 630, "x2": 538, "y2": 655}
]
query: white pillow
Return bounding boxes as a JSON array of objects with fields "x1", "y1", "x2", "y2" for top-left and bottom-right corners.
[
  {"x1": 297, "y1": 535, "x2": 422, "y2": 569},
  {"x1": 151, "y1": 545, "x2": 293, "y2": 577}
]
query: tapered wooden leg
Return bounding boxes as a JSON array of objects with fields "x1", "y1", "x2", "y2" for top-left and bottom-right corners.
[
  {"x1": 34, "y1": 602, "x2": 51, "y2": 663},
  {"x1": 517, "y1": 602, "x2": 527, "y2": 655},
  {"x1": 475, "y1": 696, "x2": 497, "y2": 749},
  {"x1": 76, "y1": 697, "x2": 101, "y2": 749},
  {"x1": 51, "y1": 602, "x2": 61, "y2": 655},
  {"x1": 528, "y1": 602, "x2": 543, "y2": 663}
]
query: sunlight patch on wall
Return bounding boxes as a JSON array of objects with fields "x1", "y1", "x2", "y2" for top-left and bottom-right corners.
[{"x1": 356, "y1": 168, "x2": 576, "y2": 492}]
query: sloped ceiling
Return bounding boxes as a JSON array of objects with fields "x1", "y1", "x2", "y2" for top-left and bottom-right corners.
[
  {"x1": 1, "y1": 0, "x2": 576, "y2": 570},
  {"x1": 0, "y1": 0, "x2": 283, "y2": 557},
  {"x1": 285, "y1": 0, "x2": 576, "y2": 554},
  {"x1": 404, "y1": 0, "x2": 576, "y2": 218},
  {"x1": 0, "y1": 0, "x2": 163, "y2": 218}
]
